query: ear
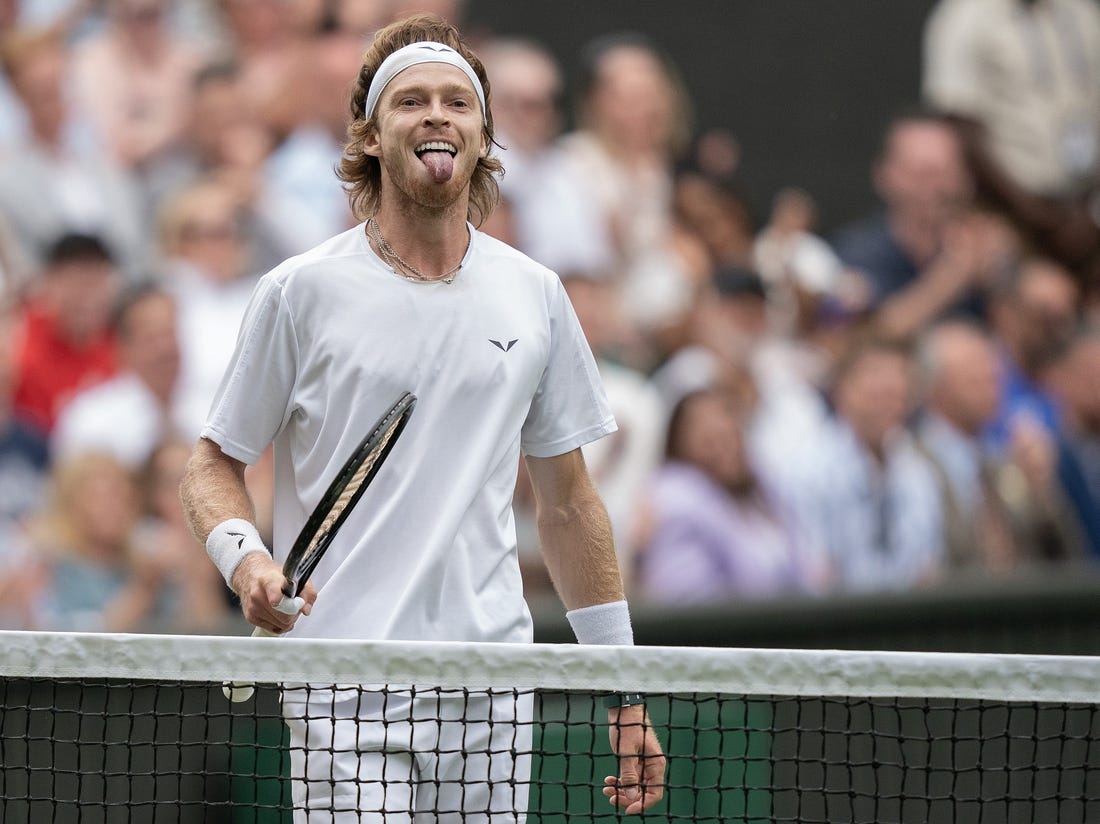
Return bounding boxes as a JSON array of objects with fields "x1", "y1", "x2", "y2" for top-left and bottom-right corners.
[
  {"x1": 479, "y1": 130, "x2": 489, "y2": 159},
  {"x1": 362, "y1": 125, "x2": 382, "y2": 159}
]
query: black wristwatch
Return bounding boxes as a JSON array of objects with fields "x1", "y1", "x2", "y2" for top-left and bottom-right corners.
[{"x1": 603, "y1": 692, "x2": 646, "y2": 708}]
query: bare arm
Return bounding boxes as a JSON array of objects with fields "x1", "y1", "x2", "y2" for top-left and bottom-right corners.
[
  {"x1": 524, "y1": 448, "x2": 665, "y2": 813},
  {"x1": 875, "y1": 212, "x2": 1016, "y2": 339},
  {"x1": 180, "y1": 437, "x2": 257, "y2": 542},
  {"x1": 524, "y1": 448, "x2": 623, "y2": 610},
  {"x1": 179, "y1": 438, "x2": 313, "y2": 632}
]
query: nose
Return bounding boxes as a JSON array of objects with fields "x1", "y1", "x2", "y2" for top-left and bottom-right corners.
[{"x1": 423, "y1": 96, "x2": 449, "y2": 125}]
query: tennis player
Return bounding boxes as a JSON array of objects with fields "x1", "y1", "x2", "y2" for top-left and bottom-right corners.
[{"x1": 180, "y1": 13, "x2": 665, "y2": 822}]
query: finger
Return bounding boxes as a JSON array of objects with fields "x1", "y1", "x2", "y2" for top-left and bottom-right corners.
[
  {"x1": 264, "y1": 578, "x2": 290, "y2": 610},
  {"x1": 603, "y1": 757, "x2": 642, "y2": 810},
  {"x1": 605, "y1": 752, "x2": 667, "y2": 812},
  {"x1": 602, "y1": 781, "x2": 640, "y2": 810},
  {"x1": 300, "y1": 580, "x2": 318, "y2": 614}
]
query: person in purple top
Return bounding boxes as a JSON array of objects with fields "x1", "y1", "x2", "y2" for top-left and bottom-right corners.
[{"x1": 635, "y1": 388, "x2": 829, "y2": 604}]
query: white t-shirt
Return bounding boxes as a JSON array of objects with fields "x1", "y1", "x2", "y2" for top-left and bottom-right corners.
[{"x1": 201, "y1": 223, "x2": 615, "y2": 644}]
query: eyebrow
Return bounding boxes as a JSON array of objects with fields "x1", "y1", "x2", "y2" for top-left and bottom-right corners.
[{"x1": 385, "y1": 81, "x2": 478, "y2": 101}]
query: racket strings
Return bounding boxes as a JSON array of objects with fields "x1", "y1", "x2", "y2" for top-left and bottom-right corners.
[{"x1": 299, "y1": 418, "x2": 403, "y2": 564}]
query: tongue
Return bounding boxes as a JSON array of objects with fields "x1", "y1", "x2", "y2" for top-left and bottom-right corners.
[{"x1": 421, "y1": 151, "x2": 454, "y2": 183}]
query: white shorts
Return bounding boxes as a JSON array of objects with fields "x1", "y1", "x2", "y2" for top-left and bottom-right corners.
[{"x1": 283, "y1": 686, "x2": 533, "y2": 823}]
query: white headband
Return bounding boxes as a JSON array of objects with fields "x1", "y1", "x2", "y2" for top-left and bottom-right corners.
[{"x1": 364, "y1": 41, "x2": 487, "y2": 124}]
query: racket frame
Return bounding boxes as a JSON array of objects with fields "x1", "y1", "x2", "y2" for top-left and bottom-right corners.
[{"x1": 281, "y1": 391, "x2": 417, "y2": 597}]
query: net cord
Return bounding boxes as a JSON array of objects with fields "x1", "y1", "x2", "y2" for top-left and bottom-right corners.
[{"x1": 2, "y1": 630, "x2": 1098, "y2": 703}]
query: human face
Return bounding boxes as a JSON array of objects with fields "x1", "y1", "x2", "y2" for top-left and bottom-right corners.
[
  {"x1": 877, "y1": 121, "x2": 971, "y2": 225},
  {"x1": 1062, "y1": 338, "x2": 1100, "y2": 432},
  {"x1": 674, "y1": 392, "x2": 752, "y2": 492},
  {"x1": 936, "y1": 333, "x2": 1002, "y2": 436},
  {"x1": 590, "y1": 46, "x2": 675, "y2": 156},
  {"x1": 835, "y1": 350, "x2": 912, "y2": 451},
  {"x1": 122, "y1": 293, "x2": 180, "y2": 401},
  {"x1": 45, "y1": 259, "x2": 120, "y2": 344},
  {"x1": 490, "y1": 50, "x2": 561, "y2": 153},
  {"x1": 1013, "y1": 261, "x2": 1079, "y2": 364},
  {"x1": 175, "y1": 194, "x2": 247, "y2": 283},
  {"x1": 364, "y1": 62, "x2": 487, "y2": 212}
]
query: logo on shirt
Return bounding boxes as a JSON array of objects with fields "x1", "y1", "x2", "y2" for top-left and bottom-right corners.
[{"x1": 489, "y1": 339, "x2": 518, "y2": 352}]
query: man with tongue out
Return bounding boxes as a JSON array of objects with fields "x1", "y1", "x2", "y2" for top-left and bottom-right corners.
[{"x1": 180, "y1": 13, "x2": 665, "y2": 823}]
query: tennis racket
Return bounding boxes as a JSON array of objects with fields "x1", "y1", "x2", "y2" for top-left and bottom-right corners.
[{"x1": 223, "y1": 391, "x2": 417, "y2": 702}]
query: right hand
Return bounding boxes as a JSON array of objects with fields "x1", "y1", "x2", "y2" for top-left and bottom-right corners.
[{"x1": 231, "y1": 552, "x2": 316, "y2": 634}]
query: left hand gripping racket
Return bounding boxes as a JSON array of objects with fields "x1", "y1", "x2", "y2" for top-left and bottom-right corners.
[{"x1": 224, "y1": 391, "x2": 417, "y2": 701}]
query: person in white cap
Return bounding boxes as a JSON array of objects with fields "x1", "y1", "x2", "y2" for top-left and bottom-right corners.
[{"x1": 179, "y1": 13, "x2": 664, "y2": 822}]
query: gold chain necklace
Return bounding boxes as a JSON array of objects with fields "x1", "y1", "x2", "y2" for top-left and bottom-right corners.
[{"x1": 366, "y1": 217, "x2": 463, "y2": 284}]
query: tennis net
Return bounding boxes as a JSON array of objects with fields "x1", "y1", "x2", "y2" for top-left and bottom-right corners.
[{"x1": 1, "y1": 630, "x2": 1099, "y2": 823}]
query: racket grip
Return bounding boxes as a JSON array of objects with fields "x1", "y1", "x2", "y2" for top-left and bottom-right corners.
[
  {"x1": 224, "y1": 595, "x2": 307, "y2": 701},
  {"x1": 250, "y1": 595, "x2": 305, "y2": 638}
]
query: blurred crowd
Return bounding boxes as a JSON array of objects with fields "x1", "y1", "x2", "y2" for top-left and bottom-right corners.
[{"x1": 0, "y1": 0, "x2": 1098, "y2": 633}]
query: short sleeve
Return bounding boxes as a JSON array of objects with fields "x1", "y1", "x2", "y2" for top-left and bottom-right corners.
[
  {"x1": 520, "y1": 277, "x2": 616, "y2": 457},
  {"x1": 200, "y1": 275, "x2": 299, "y2": 465}
]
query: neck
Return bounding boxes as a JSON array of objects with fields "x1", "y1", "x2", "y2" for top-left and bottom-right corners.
[{"x1": 372, "y1": 195, "x2": 471, "y2": 277}]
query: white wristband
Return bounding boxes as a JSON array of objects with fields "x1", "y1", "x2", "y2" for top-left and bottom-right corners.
[
  {"x1": 206, "y1": 518, "x2": 268, "y2": 587},
  {"x1": 566, "y1": 599, "x2": 634, "y2": 645}
]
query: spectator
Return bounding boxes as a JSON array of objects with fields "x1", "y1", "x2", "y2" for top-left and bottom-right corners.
[
  {"x1": 481, "y1": 37, "x2": 613, "y2": 277},
  {"x1": 134, "y1": 437, "x2": 237, "y2": 631},
  {"x1": 29, "y1": 451, "x2": 167, "y2": 632},
  {"x1": 985, "y1": 255, "x2": 1080, "y2": 448},
  {"x1": 652, "y1": 265, "x2": 834, "y2": 495},
  {"x1": 263, "y1": 27, "x2": 361, "y2": 252},
  {"x1": 754, "y1": 187, "x2": 865, "y2": 337},
  {"x1": 386, "y1": 0, "x2": 467, "y2": 28},
  {"x1": 52, "y1": 282, "x2": 192, "y2": 468},
  {"x1": 0, "y1": 299, "x2": 48, "y2": 529},
  {"x1": 0, "y1": 0, "x2": 25, "y2": 151},
  {"x1": 650, "y1": 265, "x2": 768, "y2": 411},
  {"x1": 144, "y1": 63, "x2": 260, "y2": 203},
  {"x1": 559, "y1": 32, "x2": 703, "y2": 340},
  {"x1": 154, "y1": 178, "x2": 261, "y2": 436},
  {"x1": 831, "y1": 108, "x2": 1020, "y2": 339},
  {"x1": 915, "y1": 320, "x2": 1084, "y2": 574},
  {"x1": 11, "y1": 233, "x2": 120, "y2": 433},
  {"x1": 70, "y1": 0, "x2": 204, "y2": 174},
  {"x1": 789, "y1": 336, "x2": 944, "y2": 592},
  {"x1": 673, "y1": 171, "x2": 756, "y2": 273},
  {"x1": 1046, "y1": 325, "x2": 1100, "y2": 556},
  {"x1": 635, "y1": 388, "x2": 827, "y2": 604},
  {"x1": 149, "y1": 61, "x2": 302, "y2": 274},
  {"x1": 922, "y1": 0, "x2": 1100, "y2": 279},
  {"x1": 0, "y1": 26, "x2": 147, "y2": 278},
  {"x1": 0, "y1": 302, "x2": 46, "y2": 629},
  {"x1": 215, "y1": 0, "x2": 306, "y2": 140},
  {"x1": 330, "y1": 0, "x2": 391, "y2": 37}
]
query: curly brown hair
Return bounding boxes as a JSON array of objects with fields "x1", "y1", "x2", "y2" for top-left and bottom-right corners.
[{"x1": 337, "y1": 14, "x2": 502, "y2": 226}]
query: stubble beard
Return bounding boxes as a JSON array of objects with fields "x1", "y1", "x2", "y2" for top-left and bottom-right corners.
[{"x1": 384, "y1": 153, "x2": 475, "y2": 215}]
